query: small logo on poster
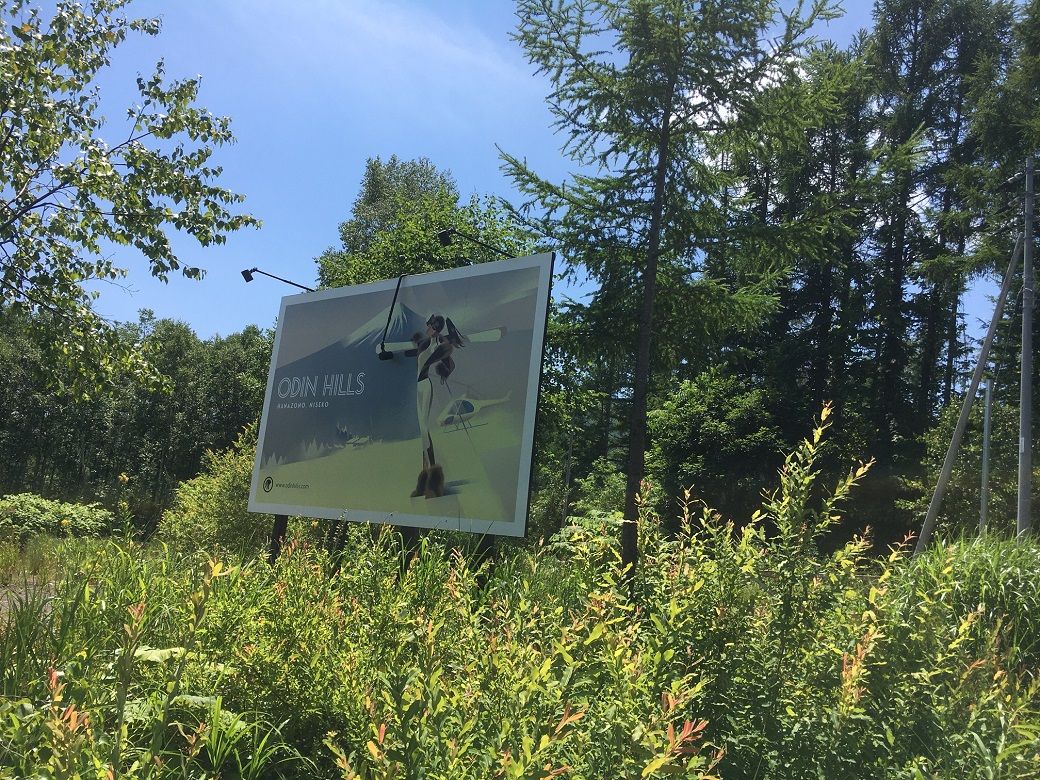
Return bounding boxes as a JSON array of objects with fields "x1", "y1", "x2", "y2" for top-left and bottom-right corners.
[{"x1": 263, "y1": 476, "x2": 273, "y2": 493}]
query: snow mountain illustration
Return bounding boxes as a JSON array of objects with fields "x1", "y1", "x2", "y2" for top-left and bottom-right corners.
[
  {"x1": 259, "y1": 304, "x2": 429, "y2": 464},
  {"x1": 344, "y1": 301, "x2": 426, "y2": 350}
]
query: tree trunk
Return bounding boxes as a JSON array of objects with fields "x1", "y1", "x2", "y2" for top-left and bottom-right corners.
[
  {"x1": 602, "y1": 360, "x2": 614, "y2": 458},
  {"x1": 916, "y1": 283, "x2": 944, "y2": 423},
  {"x1": 876, "y1": 6, "x2": 926, "y2": 460},
  {"x1": 877, "y1": 198, "x2": 909, "y2": 459},
  {"x1": 621, "y1": 76, "x2": 675, "y2": 575},
  {"x1": 944, "y1": 236, "x2": 968, "y2": 405}
]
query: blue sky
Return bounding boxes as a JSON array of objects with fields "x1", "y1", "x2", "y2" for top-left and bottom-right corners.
[{"x1": 86, "y1": 0, "x2": 950, "y2": 340}]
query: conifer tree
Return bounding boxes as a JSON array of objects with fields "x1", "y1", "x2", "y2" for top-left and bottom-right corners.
[{"x1": 504, "y1": 0, "x2": 842, "y2": 570}]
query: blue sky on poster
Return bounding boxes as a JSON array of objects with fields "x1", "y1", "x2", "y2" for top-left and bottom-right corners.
[{"x1": 84, "y1": 0, "x2": 997, "y2": 342}]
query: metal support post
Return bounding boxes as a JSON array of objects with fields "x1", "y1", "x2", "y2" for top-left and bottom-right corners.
[
  {"x1": 1018, "y1": 156, "x2": 1035, "y2": 537},
  {"x1": 268, "y1": 514, "x2": 289, "y2": 564},
  {"x1": 916, "y1": 236, "x2": 1024, "y2": 554},
  {"x1": 981, "y1": 379, "x2": 992, "y2": 534}
]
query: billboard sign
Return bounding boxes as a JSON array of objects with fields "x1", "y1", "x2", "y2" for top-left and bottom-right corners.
[{"x1": 248, "y1": 253, "x2": 553, "y2": 537}]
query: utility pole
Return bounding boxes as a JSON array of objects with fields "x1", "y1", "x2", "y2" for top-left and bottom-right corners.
[
  {"x1": 1018, "y1": 156, "x2": 1034, "y2": 538},
  {"x1": 981, "y1": 379, "x2": 992, "y2": 534}
]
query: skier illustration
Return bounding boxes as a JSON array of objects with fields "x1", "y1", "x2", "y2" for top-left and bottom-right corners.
[
  {"x1": 409, "y1": 314, "x2": 464, "y2": 498},
  {"x1": 379, "y1": 315, "x2": 508, "y2": 499}
]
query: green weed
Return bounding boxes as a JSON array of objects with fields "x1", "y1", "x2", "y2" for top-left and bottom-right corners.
[{"x1": 0, "y1": 409, "x2": 1037, "y2": 777}]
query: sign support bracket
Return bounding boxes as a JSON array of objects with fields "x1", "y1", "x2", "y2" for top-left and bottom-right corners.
[{"x1": 268, "y1": 514, "x2": 288, "y2": 564}]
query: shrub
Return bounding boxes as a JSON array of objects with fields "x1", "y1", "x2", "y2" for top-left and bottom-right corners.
[
  {"x1": 901, "y1": 399, "x2": 1029, "y2": 537},
  {"x1": 570, "y1": 455, "x2": 628, "y2": 518},
  {"x1": 0, "y1": 550, "x2": 310, "y2": 778},
  {"x1": 157, "y1": 422, "x2": 273, "y2": 557},
  {"x1": 647, "y1": 368, "x2": 785, "y2": 522},
  {"x1": 3, "y1": 408, "x2": 1039, "y2": 777},
  {"x1": 0, "y1": 492, "x2": 113, "y2": 542},
  {"x1": 629, "y1": 407, "x2": 1040, "y2": 778}
]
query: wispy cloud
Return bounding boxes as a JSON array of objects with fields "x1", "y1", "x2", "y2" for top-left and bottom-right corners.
[{"x1": 225, "y1": 0, "x2": 536, "y2": 121}]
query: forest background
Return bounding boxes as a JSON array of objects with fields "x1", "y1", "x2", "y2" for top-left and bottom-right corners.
[{"x1": 1, "y1": 0, "x2": 1039, "y2": 550}]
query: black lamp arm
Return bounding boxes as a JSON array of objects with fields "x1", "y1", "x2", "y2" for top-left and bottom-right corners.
[
  {"x1": 243, "y1": 267, "x2": 314, "y2": 292},
  {"x1": 439, "y1": 227, "x2": 513, "y2": 259}
]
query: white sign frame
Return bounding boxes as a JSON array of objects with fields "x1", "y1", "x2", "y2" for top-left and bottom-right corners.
[{"x1": 247, "y1": 253, "x2": 554, "y2": 537}]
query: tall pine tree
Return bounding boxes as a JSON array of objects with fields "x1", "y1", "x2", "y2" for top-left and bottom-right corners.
[{"x1": 504, "y1": 0, "x2": 843, "y2": 570}]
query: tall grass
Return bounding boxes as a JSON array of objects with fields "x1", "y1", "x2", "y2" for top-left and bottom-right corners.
[
  {"x1": 0, "y1": 410, "x2": 1038, "y2": 777},
  {"x1": 0, "y1": 542, "x2": 310, "y2": 778}
]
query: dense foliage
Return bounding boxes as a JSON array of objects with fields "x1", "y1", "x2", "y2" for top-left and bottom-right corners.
[
  {"x1": 647, "y1": 369, "x2": 785, "y2": 524},
  {"x1": 524, "y1": 0, "x2": 1040, "y2": 547},
  {"x1": 0, "y1": 491, "x2": 113, "y2": 541},
  {"x1": 1, "y1": 415, "x2": 1038, "y2": 777},
  {"x1": 3, "y1": 1, "x2": 1039, "y2": 772},
  {"x1": 0, "y1": 309, "x2": 271, "y2": 523},
  {"x1": 0, "y1": 0, "x2": 1035, "y2": 556},
  {"x1": 0, "y1": 0, "x2": 258, "y2": 394}
]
